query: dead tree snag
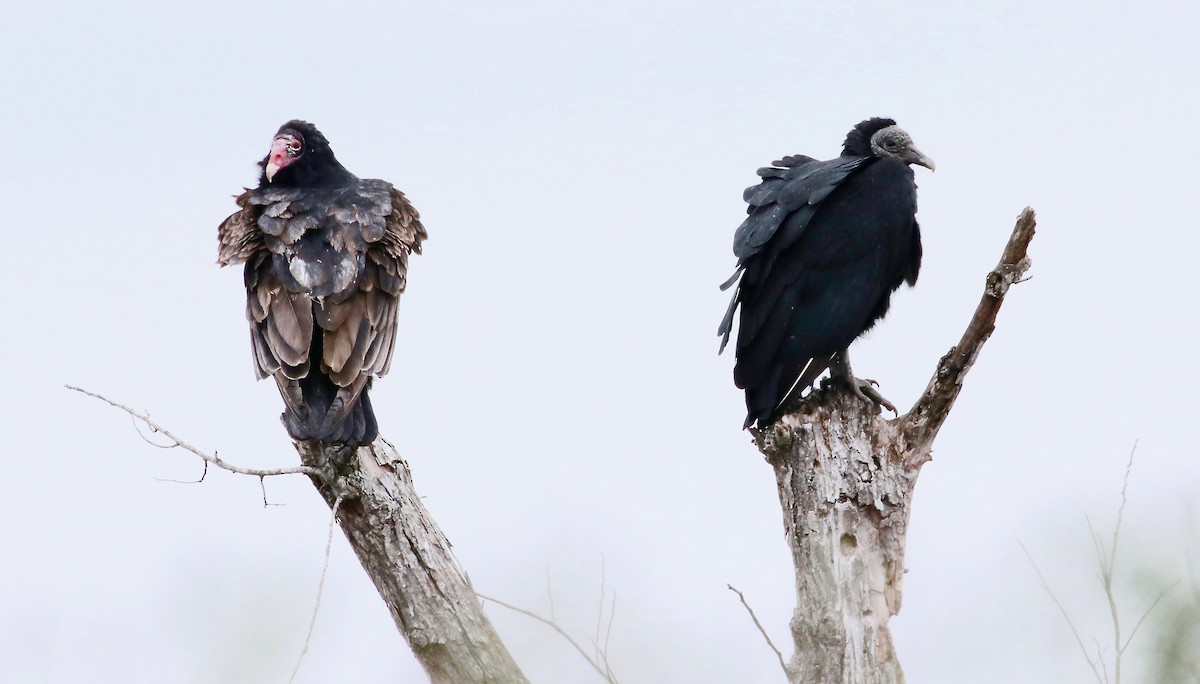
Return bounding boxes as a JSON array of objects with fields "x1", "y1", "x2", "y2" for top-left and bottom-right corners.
[{"x1": 753, "y1": 208, "x2": 1036, "y2": 683}]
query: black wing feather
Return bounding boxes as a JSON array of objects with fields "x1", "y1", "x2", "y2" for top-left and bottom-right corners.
[
  {"x1": 732, "y1": 156, "x2": 869, "y2": 259},
  {"x1": 719, "y1": 155, "x2": 870, "y2": 350}
]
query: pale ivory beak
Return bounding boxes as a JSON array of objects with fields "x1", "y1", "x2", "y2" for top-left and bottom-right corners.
[
  {"x1": 910, "y1": 147, "x2": 936, "y2": 172},
  {"x1": 264, "y1": 135, "x2": 296, "y2": 182}
]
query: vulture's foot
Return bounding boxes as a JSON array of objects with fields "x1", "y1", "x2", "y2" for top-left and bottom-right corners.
[
  {"x1": 822, "y1": 373, "x2": 896, "y2": 413},
  {"x1": 846, "y1": 376, "x2": 896, "y2": 415},
  {"x1": 827, "y1": 351, "x2": 897, "y2": 415}
]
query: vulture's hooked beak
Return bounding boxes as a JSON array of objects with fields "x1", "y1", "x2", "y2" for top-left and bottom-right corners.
[
  {"x1": 908, "y1": 147, "x2": 936, "y2": 172},
  {"x1": 264, "y1": 134, "x2": 300, "y2": 182}
]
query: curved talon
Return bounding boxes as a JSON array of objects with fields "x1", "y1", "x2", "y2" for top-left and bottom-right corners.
[
  {"x1": 849, "y1": 378, "x2": 897, "y2": 415},
  {"x1": 859, "y1": 381, "x2": 897, "y2": 412},
  {"x1": 827, "y1": 352, "x2": 897, "y2": 415}
]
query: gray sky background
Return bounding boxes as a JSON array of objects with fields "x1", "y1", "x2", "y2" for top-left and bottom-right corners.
[{"x1": 2, "y1": 1, "x2": 1198, "y2": 682}]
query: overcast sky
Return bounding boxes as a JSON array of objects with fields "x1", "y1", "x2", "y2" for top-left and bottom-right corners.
[{"x1": 2, "y1": 1, "x2": 1198, "y2": 682}]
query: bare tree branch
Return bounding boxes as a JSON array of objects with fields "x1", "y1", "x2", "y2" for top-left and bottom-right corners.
[
  {"x1": 534, "y1": 567, "x2": 620, "y2": 682},
  {"x1": 1094, "y1": 443, "x2": 1164, "y2": 684},
  {"x1": 1097, "y1": 642, "x2": 1111, "y2": 684},
  {"x1": 74, "y1": 383, "x2": 528, "y2": 683},
  {"x1": 1089, "y1": 515, "x2": 1122, "y2": 684},
  {"x1": 289, "y1": 494, "x2": 344, "y2": 684},
  {"x1": 478, "y1": 593, "x2": 618, "y2": 684},
  {"x1": 1125, "y1": 583, "x2": 1178, "y2": 653},
  {"x1": 66, "y1": 385, "x2": 320, "y2": 480},
  {"x1": 546, "y1": 567, "x2": 557, "y2": 623},
  {"x1": 1106, "y1": 445, "x2": 1137, "y2": 684},
  {"x1": 1019, "y1": 540, "x2": 1106, "y2": 683},
  {"x1": 901, "y1": 207, "x2": 1037, "y2": 454},
  {"x1": 728, "y1": 584, "x2": 788, "y2": 677},
  {"x1": 594, "y1": 555, "x2": 606, "y2": 666},
  {"x1": 1021, "y1": 444, "x2": 1174, "y2": 684},
  {"x1": 602, "y1": 591, "x2": 617, "y2": 681},
  {"x1": 154, "y1": 460, "x2": 208, "y2": 485}
]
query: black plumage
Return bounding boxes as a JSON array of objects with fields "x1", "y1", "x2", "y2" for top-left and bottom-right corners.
[
  {"x1": 719, "y1": 118, "x2": 933, "y2": 429},
  {"x1": 218, "y1": 120, "x2": 427, "y2": 446}
]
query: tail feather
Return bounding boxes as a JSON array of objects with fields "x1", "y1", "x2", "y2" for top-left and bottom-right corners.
[
  {"x1": 277, "y1": 371, "x2": 378, "y2": 447},
  {"x1": 742, "y1": 354, "x2": 836, "y2": 429}
]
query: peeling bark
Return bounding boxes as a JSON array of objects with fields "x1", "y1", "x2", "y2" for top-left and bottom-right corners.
[
  {"x1": 297, "y1": 439, "x2": 528, "y2": 684},
  {"x1": 754, "y1": 209, "x2": 1037, "y2": 683}
]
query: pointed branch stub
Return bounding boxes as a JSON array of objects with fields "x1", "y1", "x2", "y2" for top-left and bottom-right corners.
[{"x1": 901, "y1": 207, "x2": 1036, "y2": 453}]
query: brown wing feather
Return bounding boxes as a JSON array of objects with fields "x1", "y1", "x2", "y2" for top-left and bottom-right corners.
[
  {"x1": 242, "y1": 255, "x2": 279, "y2": 380},
  {"x1": 383, "y1": 188, "x2": 428, "y2": 257},
  {"x1": 339, "y1": 188, "x2": 427, "y2": 380},
  {"x1": 323, "y1": 297, "x2": 363, "y2": 376},
  {"x1": 314, "y1": 299, "x2": 354, "y2": 331},
  {"x1": 338, "y1": 316, "x2": 374, "y2": 386},
  {"x1": 243, "y1": 251, "x2": 314, "y2": 386},
  {"x1": 317, "y1": 187, "x2": 426, "y2": 387},
  {"x1": 358, "y1": 288, "x2": 391, "y2": 373},
  {"x1": 248, "y1": 326, "x2": 277, "y2": 380},
  {"x1": 265, "y1": 290, "x2": 314, "y2": 369},
  {"x1": 273, "y1": 376, "x2": 306, "y2": 419},
  {"x1": 371, "y1": 189, "x2": 427, "y2": 293},
  {"x1": 365, "y1": 297, "x2": 399, "y2": 376},
  {"x1": 217, "y1": 190, "x2": 264, "y2": 266}
]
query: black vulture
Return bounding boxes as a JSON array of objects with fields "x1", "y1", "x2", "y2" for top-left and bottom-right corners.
[
  {"x1": 719, "y1": 117, "x2": 934, "y2": 429},
  {"x1": 217, "y1": 120, "x2": 427, "y2": 446}
]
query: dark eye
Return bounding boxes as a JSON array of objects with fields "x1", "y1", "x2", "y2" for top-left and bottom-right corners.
[{"x1": 286, "y1": 142, "x2": 302, "y2": 156}]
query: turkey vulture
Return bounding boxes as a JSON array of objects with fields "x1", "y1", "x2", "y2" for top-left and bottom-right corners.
[
  {"x1": 217, "y1": 120, "x2": 427, "y2": 446},
  {"x1": 719, "y1": 117, "x2": 934, "y2": 429}
]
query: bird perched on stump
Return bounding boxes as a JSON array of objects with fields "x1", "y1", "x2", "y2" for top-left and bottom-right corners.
[
  {"x1": 719, "y1": 117, "x2": 934, "y2": 429},
  {"x1": 217, "y1": 120, "x2": 427, "y2": 446}
]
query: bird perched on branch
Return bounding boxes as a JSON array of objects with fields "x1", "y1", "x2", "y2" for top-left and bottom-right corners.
[
  {"x1": 217, "y1": 120, "x2": 427, "y2": 446},
  {"x1": 719, "y1": 117, "x2": 933, "y2": 429}
]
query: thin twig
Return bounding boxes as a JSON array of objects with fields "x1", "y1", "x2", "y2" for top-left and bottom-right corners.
[
  {"x1": 1096, "y1": 640, "x2": 1111, "y2": 684},
  {"x1": 131, "y1": 413, "x2": 178, "y2": 448},
  {"x1": 1124, "y1": 582, "x2": 1178, "y2": 653},
  {"x1": 588, "y1": 555, "x2": 619, "y2": 683},
  {"x1": 1087, "y1": 516, "x2": 1119, "y2": 684},
  {"x1": 1083, "y1": 444, "x2": 1137, "y2": 684},
  {"x1": 545, "y1": 566, "x2": 557, "y2": 623},
  {"x1": 603, "y1": 591, "x2": 617, "y2": 681},
  {"x1": 67, "y1": 385, "x2": 321, "y2": 480},
  {"x1": 478, "y1": 593, "x2": 617, "y2": 684},
  {"x1": 727, "y1": 584, "x2": 788, "y2": 677},
  {"x1": 1021, "y1": 444, "x2": 1171, "y2": 684},
  {"x1": 1105, "y1": 444, "x2": 1137, "y2": 684},
  {"x1": 260, "y1": 475, "x2": 286, "y2": 507},
  {"x1": 155, "y1": 460, "x2": 209, "y2": 485},
  {"x1": 595, "y1": 555, "x2": 606, "y2": 665},
  {"x1": 289, "y1": 494, "x2": 344, "y2": 684},
  {"x1": 1018, "y1": 540, "x2": 1105, "y2": 683}
]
